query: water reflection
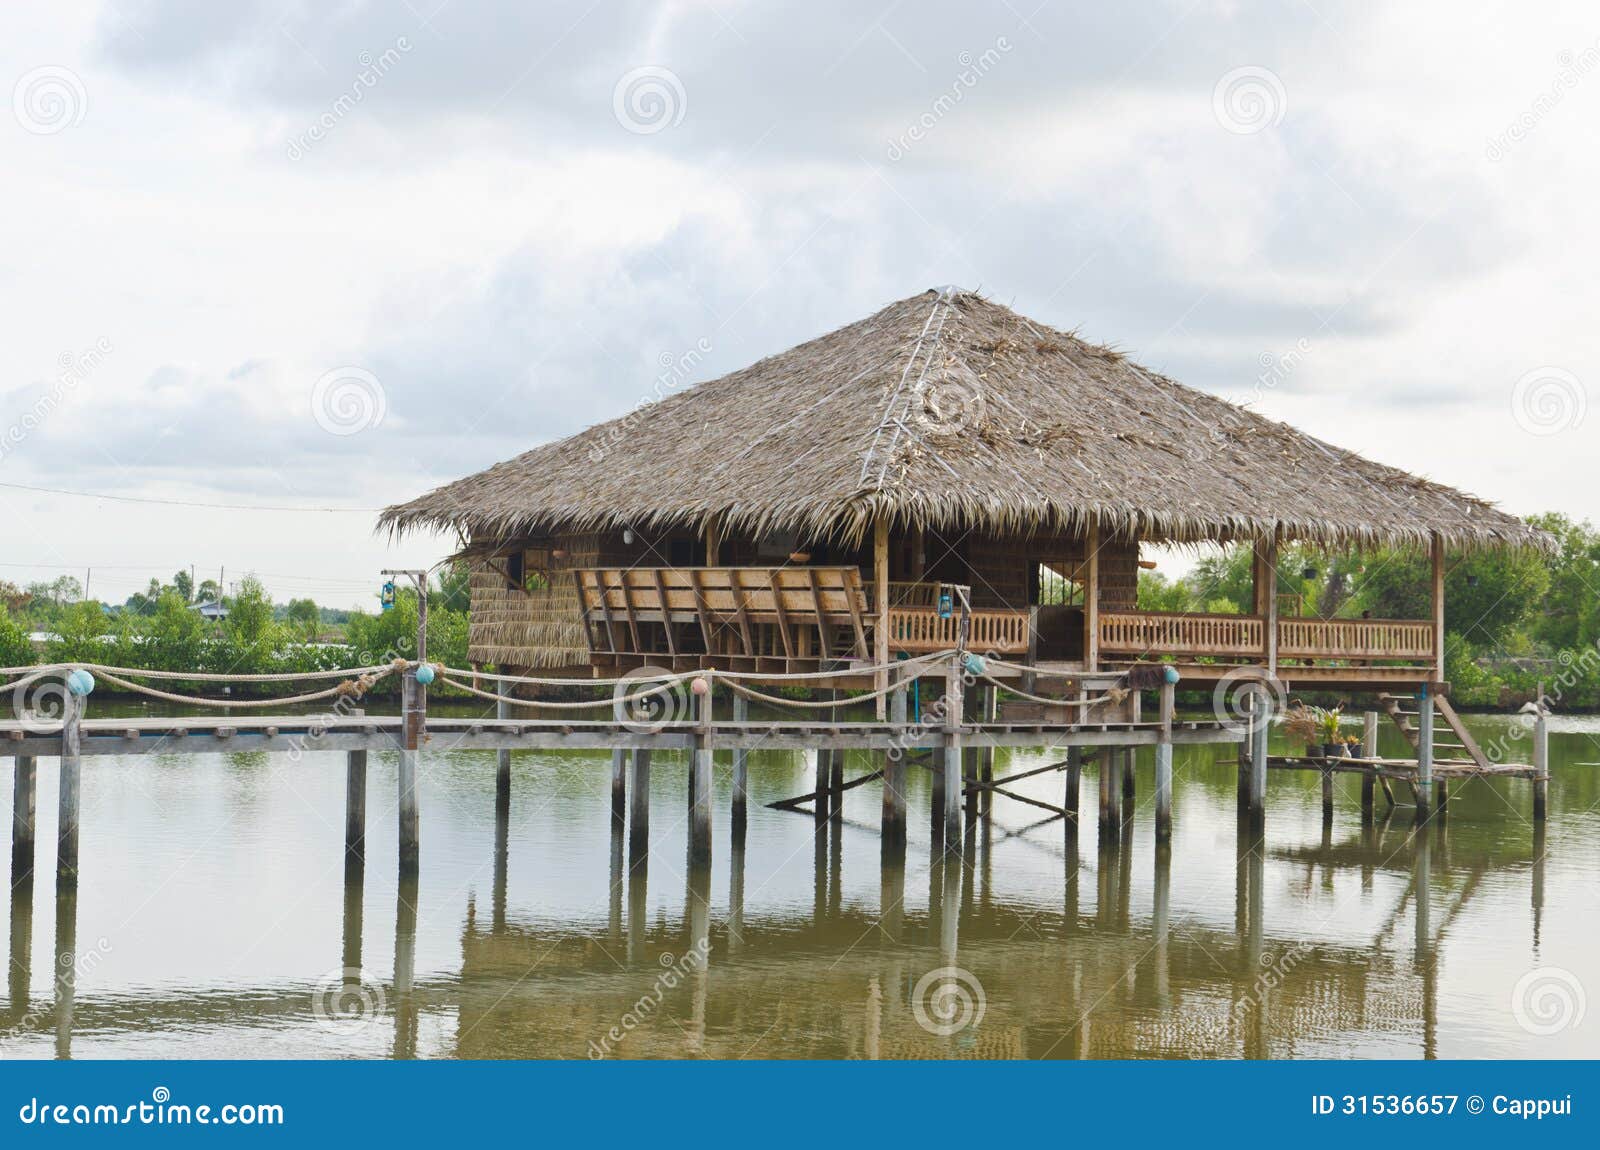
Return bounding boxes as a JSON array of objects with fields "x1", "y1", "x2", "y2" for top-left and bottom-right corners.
[{"x1": 2, "y1": 709, "x2": 1590, "y2": 1059}]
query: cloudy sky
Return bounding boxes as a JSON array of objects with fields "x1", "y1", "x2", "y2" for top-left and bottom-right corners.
[{"x1": 2, "y1": 1, "x2": 1595, "y2": 608}]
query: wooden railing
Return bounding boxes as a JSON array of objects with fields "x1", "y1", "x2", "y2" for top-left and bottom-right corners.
[
  {"x1": 887, "y1": 607, "x2": 1031, "y2": 654},
  {"x1": 1099, "y1": 611, "x2": 1264, "y2": 656},
  {"x1": 1277, "y1": 618, "x2": 1434, "y2": 659},
  {"x1": 1099, "y1": 611, "x2": 1435, "y2": 662}
]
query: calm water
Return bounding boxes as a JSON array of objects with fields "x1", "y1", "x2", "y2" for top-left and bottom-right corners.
[{"x1": 2, "y1": 702, "x2": 1597, "y2": 1059}]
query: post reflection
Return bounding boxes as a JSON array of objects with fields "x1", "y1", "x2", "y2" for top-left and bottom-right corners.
[{"x1": 392, "y1": 874, "x2": 419, "y2": 1060}]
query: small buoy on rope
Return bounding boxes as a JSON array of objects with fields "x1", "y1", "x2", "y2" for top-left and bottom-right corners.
[
  {"x1": 66, "y1": 668, "x2": 95, "y2": 697},
  {"x1": 415, "y1": 664, "x2": 436, "y2": 686},
  {"x1": 962, "y1": 653, "x2": 986, "y2": 676},
  {"x1": 690, "y1": 676, "x2": 710, "y2": 696},
  {"x1": 1162, "y1": 665, "x2": 1181, "y2": 685}
]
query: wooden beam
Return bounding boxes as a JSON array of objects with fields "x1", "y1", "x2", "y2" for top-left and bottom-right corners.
[
  {"x1": 768, "y1": 571, "x2": 795, "y2": 658},
  {"x1": 704, "y1": 517, "x2": 720, "y2": 567},
  {"x1": 729, "y1": 568, "x2": 755, "y2": 656},
  {"x1": 806, "y1": 568, "x2": 833, "y2": 660},
  {"x1": 1083, "y1": 518, "x2": 1100, "y2": 673},
  {"x1": 1260, "y1": 537, "x2": 1279, "y2": 676},
  {"x1": 873, "y1": 517, "x2": 890, "y2": 720},
  {"x1": 687, "y1": 567, "x2": 716, "y2": 654},
  {"x1": 651, "y1": 568, "x2": 679, "y2": 656},
  {"x1": 1431, "y1": 533, "x2": 1446, "y2": 682},
  {"x1": 842, "y1": 570, "x2": 870, "y2": 662},
  {"x1": 615, "y1": 571, "x2": 642, "y2": 653}
]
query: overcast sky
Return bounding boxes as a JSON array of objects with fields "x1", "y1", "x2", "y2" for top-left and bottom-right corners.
[{"x1": 2, "y1": 1, "x2": 1595, "y2": 608}]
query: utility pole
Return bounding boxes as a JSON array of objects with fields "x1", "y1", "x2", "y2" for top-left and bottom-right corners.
[{"x1": 382, "y1": 568, "x2": 431, "y2": 873}]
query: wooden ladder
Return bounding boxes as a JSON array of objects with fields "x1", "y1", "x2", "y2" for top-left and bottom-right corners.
[{"x1": 1378, "y1": 693, "x2": 1492, "y2": 770}]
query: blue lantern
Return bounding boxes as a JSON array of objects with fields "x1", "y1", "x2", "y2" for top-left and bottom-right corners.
[
  {"x1": 937, "y1": 589, "x2": 953, "y2": 619},
  {"x1": 380, "y1": 580, "x2": 396, "y2": 611},
  {"x1": 414, "y1": 664, "x2": 435, "y2": 686}
]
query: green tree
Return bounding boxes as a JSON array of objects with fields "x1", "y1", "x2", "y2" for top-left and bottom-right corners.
[
  {"x1": 1526, "y1": 513, "x2": 1600, "y2": 650},
  {"x1": 173, "y1": 569, "x2": 194, "y2": 604},
  {"x1": 224, "y1": 575, "x2": 276, "y2": 649},
  {"x1": 285, "y1": 598, "x2": 321, "y2": 639},
  {"x1": 1137, "y1": 571, "x2": 1194, "y2": 612},
  {"x1": 0, "y1": 604, "x2": 33, "y2": 668},
  {"x1": 1353, "y1": 546, "x2": 1548, "y2": 646}
]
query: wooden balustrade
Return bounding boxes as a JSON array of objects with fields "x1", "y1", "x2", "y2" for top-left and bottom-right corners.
[
  {"x1": 1099, "y1": 611, "x2": 1264, "y2": 656},
  {"x1": 1099, "y1": 610, "x2": 1434, "y2": 663},
  {"x1": 886, "y1": 607, "x2": 1030, "y2": 654}
]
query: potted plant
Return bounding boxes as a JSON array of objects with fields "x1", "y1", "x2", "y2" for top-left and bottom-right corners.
[
  {"x1": 1284, "y1": 702, "x2": 1347, "y2": 759},
  {"x1": 1316, "y1": 706, "x2": 1345, "y2": 758}
]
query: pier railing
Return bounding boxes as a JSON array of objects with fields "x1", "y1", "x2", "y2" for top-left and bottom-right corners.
[{"x1": 1099, "y1": 610, "x2": 1434, "y2": 663}]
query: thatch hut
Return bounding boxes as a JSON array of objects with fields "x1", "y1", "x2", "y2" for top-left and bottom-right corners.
[{"x1": 380, "y1": 288, "x2": 1546, "y2": 693}]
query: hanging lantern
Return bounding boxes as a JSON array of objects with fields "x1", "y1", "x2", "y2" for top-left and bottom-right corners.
[
  {"x1": 380, "y1": 579, "x2": 397, "y2": 611},
  {"x1": 937, "y1": 588, "x2": 953, "y2": 619}
]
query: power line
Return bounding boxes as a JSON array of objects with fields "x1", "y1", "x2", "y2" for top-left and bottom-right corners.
[{"x1": 0, "y1": 479, "x2": 382, "y2": 513}]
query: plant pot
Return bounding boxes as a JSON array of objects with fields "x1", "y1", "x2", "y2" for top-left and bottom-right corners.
[{"x1": 1322, "y1": 743, "x2": 1344, "y2": 759}]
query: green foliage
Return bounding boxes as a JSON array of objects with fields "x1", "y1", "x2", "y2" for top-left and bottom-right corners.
[
  {"x1": 1137, "y1": 571, "x2": 1194, "y2": 612},
  {"x1": 285, "y1": 598, "x2": 321, "y2": 638},
  {"x1": 0, "y1": 605, "x2": 33, "y2": 668},
  {"x1": 224, "y1": 575, "x2": 276, "y2": 651}
]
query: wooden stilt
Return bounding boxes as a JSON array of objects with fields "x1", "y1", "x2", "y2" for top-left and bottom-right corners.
[
  {"x1": 828, "y1": 748, "x2": 845, "y2": 814},
  {"x1": 610, "y1": 747, "x2": 628, "y2": 826},
  {"x1": 344, "y1": 749, "x2": 367, "y2": 861},
  {"x1": 813, "y1": 748, "x2": 830, "y2": 824},
  {"x1": 882, "y1": 686, "x2": 907, "y2": 850},
  {"x1": 628, "y1": 748, "x2": 651, "y2": 863},
  {"x1": 397, "y1": 671, "x2": 421, "y2": 873},
  {"x1": 1247, "y1": 690, "x2": 1269, "y2": 821},
  {"x1": 1532, "y1": 700, "x2": 1548, "y2": 822},
  {"x1": 978, "y1": 683, "x2": 995, "y2": 816},
  {"x1": 1122, "y1": 746, "x2": 1136, "y2": 807},
  {"x1": 1154, "y1": 677, "x2": 1174, "y2": 842},
  {"x1": 1321, "y1": 765, "x2": 1334, "y2": 826},
  {"x1": 1415, "y1": 691, "x2": 1433, "y2": 823},
  {"x1": 1360, "y1": 711, "x2": 1378, "y2": 824},
  {"x1": 689, "y1": 686, "x2": 713, "y2": 867},
  {"x1": 1065, "y1": 747, "x2": 1082, "y2": 823},
  {"x1": 56, "y1": 694, "x2": 82, "y2": 884},
  {"x1": 496, "y1": 677, "x2": 512, "y2": 816},
  {"x1": 1097, "y1": 748, "x2": 1117, "y2": 843},
  {"x1": 942, "y1": 661, "x2": 963, "y2": 849},
  {"x1": 731, "y1": 691, "x2": 749, "y2": 835},
  {"x1": 11, "y1": 755, "x2": 36, "y2": 882}
]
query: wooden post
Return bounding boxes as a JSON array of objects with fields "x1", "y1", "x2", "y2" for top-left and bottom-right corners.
[
  {"x1": 10, "y1": 755, "x2": 36, "y2": 882},
  {"x1": 941, "y1": 659, "x2": 963, "y2": 849},
  {"x1": 978, "y1": 683, "x2": 996, "y2": 817},
  {"x1": 704, "y1": 517, "x2": 720, "y2": 566},
  {"x1": 731, "y1": 691, "x2": 749, "y2": 837},
  {"x1": 1121, "y1": 745, "x2": 1135, "y2": 807},
  {"x1": 610, "y1": 748, "x2": 628, "y2": 827},
  {"x1": 690, "y1": 683, "x2": 713, "y2": 866},
  {"x1": 628, "y1": 747, "x2": 652, "y2": 862},
  {"x1": 1083, "y1": 518, "x2": 1100, "y2": 672},
  {"x1": 1065, "y1": 747, "x2": 1082, "y2": 824},
  {"x1": 1247, "y1": 689, "x2": 1269, "y2": 821},
  {"x1": 496, "y1": 676, "x2": 513, "y2": 816},
  {"x1": 873, "y1": 517, "x2": 890, "y2": 721},
  {"x1": 1098, "y1": 748, "x2": 1117, "y2": 840},
  {"x1": 1360, "y1": 711, "x2": 1378, "y2": 823},
  {"x1": 344, "y1": 749, "x2": 368, "y2": 860},
  {"x1": 1415, "y1": 689, "x2": 1433, "y2": 823},
  {"x1": 1321, "y1": 765, "x2": 1334, "y2": 825},
  {"x1": 1155, "y1": 677, "x2": 1175, "y2": 841},
  {"x1": 1255, "y1": 538, "x2": 1279, "y2": 675},
  {"x1": 882, "y1": 684, "x2": 907, "y2": 849},
  {"x1": 1533, "y1": 694, "x2": 1548, "y2": 822},
  {"x1": 1430, "y1": 534, "x2": 1446, "y2": 683},
  {"x1": 398, "y1": 670, "x2": 420, "y2": 873},
  {"x1": 56, "y1": 692, "x2": 82, "y2": 884}
]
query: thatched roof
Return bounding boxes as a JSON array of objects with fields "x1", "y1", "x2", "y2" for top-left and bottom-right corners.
[{"x1": 381, "y1": 288, "x2": 1549, "y2": 553}]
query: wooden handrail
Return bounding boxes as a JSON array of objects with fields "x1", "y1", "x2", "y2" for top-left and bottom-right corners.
[{"x1": 1099, "y1": 610, "x2": 1435, "y2": 661}]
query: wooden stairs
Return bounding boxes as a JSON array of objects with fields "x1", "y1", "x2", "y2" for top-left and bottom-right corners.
[{"x1": 1377, "y1": 692, "x2": 1493, "y2": 771}]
